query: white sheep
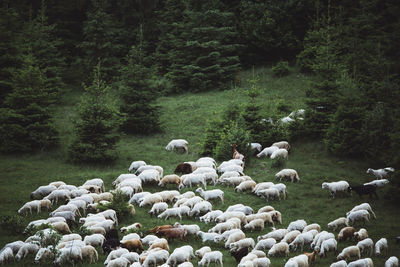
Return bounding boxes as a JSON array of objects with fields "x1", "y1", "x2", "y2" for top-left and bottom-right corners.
[
  {"x1": 0, "y1": 247, "x2": 13, "y2": 265},
  {"x1": 319, "y1": 238, "x2": 338, "y2": 257},
  {"x1": 272, "y1": 141, "x2": 291, "y2": 151},
  {"x1": 375, "y1": 238, "x2": 388, "y2": 256},
  {"x1": 366, "y1": 167, "x2": 394, "y2": 179},
  {"x1": 135, "y1": 165, "x2": 164, "y2": 177},
  {"x1": 195, "y1": 188, "x2": 224, "y2": 203},
  {"x1": 255, "y1": 238, "x2": 276, "y2": 251},
  {"x1": 284, "y1": 254, "x2": 308, "y2": 267},
  {"x1": 128, "y1": 160, "x2": 146, "y2": 172},
  {"x1": 220, "y1": 171, "x2": 241, "y2": 179},
  {"x1": 256, "y1": 146, "x2": 279, "y2": 158},
  {"x1": 17, "y1": 200, "x2": 41, "y2": 214},
  {"x1": 190, "y1": 201, "x2": 212, "y2": 217},
  {"x1": 288, "y1": 231, "x2": 315, "y2": 252},
  {"x1": 213, "y1": 229, "x2": 241, "y2": 243},
  {"x1": 209, "y1": 221, "x2": 238, "y2": 234},
  {"x1": 174, "y1": 223, "x2": 200, "y2": 236},
  {"x1": 106, "y1": 257, "x2": 130, "y2": 267},
  {"x1": 310, "y1": 231, "x2": 333, "y2": 250},
  {"x1": 149, "y1": 202, "x2": 169, "y2": 216},
  {"x1": 354, "y1": 228, "x2": 368, "y2": 241},
  {"x1": 198, "y1": 251, "x2": 223, "y2": 267},
  {"x1": 139, "y1": 193, "x2": 163, "y2": 207},
  {"x1": 348, "y1": 258, "x2": 373, "y2": 267},
  {"x1": 258, "y1": 228, "x2": 288, "y2": 242},
  {"x1": 226, "y1": 204, "x2": 253, "y2": 215},
  {"x1": 156, "y1": 190, "x2": 180, "y2": 203},
  {"x1": 346, "y1": 210, "x2": 370, "y2": 226},
  {"x1": 140, "y1": 235, "x2": 158, "y2": 247},
  {"x1": 142, "y1": 249, "x2": 169, "y2": 267},
  {"x1": 84, "y1": 234, "x2": 105, "y2": 248},
  {"x1": 385, "y1": 256, "x2": 399, "y2": 267},
  {"x1": 158, "y1": 206, "x2": 190, "y2": 220},
  {"x1": 44, "y1": 189, "x2": 71, "y2": 204},
  {"x1": 179, "y1": 174, "x2": 207, "y2": 190},
  {"x1": 337, "y1": 246, "x2": 361, "y2": 261},
  {"x1": 113, "y1": 174, "x2": 138, "y2": 186},
  {"x1": 104, "y1": 248, "x2": 129, "y2": 265},
  {"x1": 120, "y1": 223, "x2": 142, "y2": 233},
  {"x1": 303, "y1": 223, "x2": 321, "y2": 233},
  {"x1": 322, "y1": 181, "x2": 350, "y2": 198},
  {"x1": 53, "y1": 246, "x2": 82, "y2": 265},
  {"x1": 257, "y1": 188, "x2": 280, "y2": 202},
  {"x1": 346, "y1": 203, "x2": 376, "y2": 219},
  {"x1": 328, "y1": 217, "x2": 349, "y2": 231},
  {"x1": 287, "y1": 219, "x2": 307, "y2": 232},
  {"x1": 282, "y1": 230, "x2": 301, "y2": 244},
  {"x1": 200, "y1": 210, "x2": 223, "y2": 224},
  {"x1": 117, "y1": 179, "x2": 142, "y2": 193},
  {"x1": 244, "y1": 219, "x2": 265, "y2": 232},
  {"x1": 197, "y1": 231, "x2": 220, "y2": 243},
  {"x1": 364, "y1": 179, "x2": 389, "y2": 188},
  {"x1": 166, "y1": 139, "x2": 189, "y2": 153},
  {"x1": 216, "y1": 211, "x2": 247, "y2": 225},
  {"x1": 275, "y1": 169, "x2": 299, "y2": 183},
  {"x1": 267, "y1": 242, "x2": 289, "y2": 257},
  {"x1": 357, "y1": 238, "x2": 374, "y2": 256},
  {"x1": 166, "y1": 245, "x2": 194, "y2": 266},
  {"x1": 330, "y1": 260, "x2": 348, "y2": 267},
  {"x1": 218, "y1": 164, "x2": 244, "y2": 174},
  {"x1": 60, "y1": 233, "x2": 82, "y2": 243},
  {"x1": 83, "y1": 178, "x2": 105, "y2": 192},
  {"x1": 235, "y1": 180, "x2": 257, "y2": 192},
  {"x1": 250, "y1": 143, "x2": 262, "y2": 152},
  {"x1": 139, "y1": 169, "x2": 160, "y2": 184},
  {"x1": 129, "y1": 191, "x2": 150, "y2": 205},
  {"x1": 218, "y1": 176, "x2": 250, "y2": 186},
  {"x1": 177, "y1": 263, "x2": 193, "y2": 267},
  {"x1": 270, "y1": 148, "x2": 288, "y2": 159},
  {"x1": 253, "y1": 182, "x2": 274, "y2": 194},
  {"x1": 30, "y1": 185, "x2": 57, "y2": 199},
  {"x1": 50, "y1": 211, "x2": 75, "y2": 221},
  {"x1": 195, "y1": 246, "x2": 212, "y2": 259},
  {"x1": 252, "y1": 257, "x2": 271, "y2": 267},
  {"x1": 225, "y1": 230, "x2": 246, "y2": 248},
  {"x1": 230, "y1": 238, "x2": 255, "y2": 251},
  {"x1": 257, "y1": 205, "x2": 275, "y2": 213},
  {"x1": 121, "y1": 252, "x2": 140, "y2": 265}
]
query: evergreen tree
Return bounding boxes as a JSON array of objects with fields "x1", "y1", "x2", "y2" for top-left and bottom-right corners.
[
  {"x1": 119, "y1": 45, "x2": 161, "y2": 134},
  {"x1": 68, "y1": 63, "x2": 120, "y2": 163},
  {"x1": 0, "y1": 53, "x2": 58, "y2": 152}
]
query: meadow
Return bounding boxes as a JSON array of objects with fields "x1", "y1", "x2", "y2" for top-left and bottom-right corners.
[{"x1": 0, "y1": 67, "x2": 398, "y2": 266}]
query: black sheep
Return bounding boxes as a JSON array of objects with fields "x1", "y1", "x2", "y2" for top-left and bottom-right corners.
[
  {"x1": 102, "y1": 238, "x2": 121, "y2": 254},
  {"x1": 348, "y1": 184, "x2": 378, "y2": 198},
  {"x1": 174, "y1": 163, "x2": 193, "y2": 174},
  {"x1": 231, "y1": 247, "x2": 249, "y2": 263}
]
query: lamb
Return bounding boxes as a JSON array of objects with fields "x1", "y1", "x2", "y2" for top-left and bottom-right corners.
[
  {"x1": 159, "y1": 175, "x2": 181, "y2": 187},
  {"x1": 166, "y1": 139, "x2": 189, "y2": 153},
  {"x1": 244, "y1": 219, "x2": 265, "y2": 232},
  {"x1": 338, "y1": 227, "x2": 356, "y2": 242},
  {"x1": 354, "y1": 228, "x2": 368, "y2": 241},
  {"x1": 385, "y1": 256, "x2": 399, "y2": 267},
  {"x1": 195, "y1": 188, "x2": 224, "y2": 203},
  {"x1": 346, "y1": 210, "x2": 370, "y2": 226},
  {"x1": 128, "y1": 160, "x2": 146, "y2": 173},
  {"x1": 357, "y1": 238, "x2": 374, "y2": 256},
  {"x1": 375, "y1": 238, "x2": 388, "y2": 256},
  {"x1": 287, "y1": 219, "x2": 307, "y2": 232},
  {"x1": 272, "y1": 141, "x2": 291, "y2": 151},
  {"x1": 235, "y1": 180, "x2": 257, "y2": 192},
  {"x1": 149, "y1": 202, "x2": 169, "y2": 216},
  {"x1": 347, "y1": 258, "x2": 373, "y2": 267},
  {"x1": 330, "y1": 260, "x2": 348, "y2": 267},
  {"x1": 366, "y1": 167, "x2": 394, "y2": 179},
  {"x1": 195, "y1": 246, "x2": 212, "y2": 259},
  {"x1": 337, "y1": 246, "x2": 361, "y2": 261},
  {"x1": 230, "y1": 238, "x2": 255, "y2": 252},
  {"x1": 256, "y1": 146, "x2": 279, "y2": 158},
  {"x1": 198, "y1": 251, "x2": 223, "y2": 267},
  {"x1": 270, "y1": 148, "x2": 288, "y2": 159},
  {"x1": 197, "y1": 231, "x2": 220, "y2": 243},
  {"x1": 346, "y1": 203, "x2": 376, "y2": 219},
  {"x1": 328, "y1": 217, "x2": 349, "y2": 231},
  {"x1": 267, "y1": 242, "x2": 290, "y2": 257},
  {"x1": 255, "y1": 238, "x2": 276, "y2": 251},
  {"x1": 319, "y1": 238, "x2": 338, "y2": 257},
  {"x1": 257, "y1": 188, "x2": 280, "y2": 201},
  {"x1": 322, "y1": 181, "x2": 350, "y2": 198},
  {"x1": 275, "y1": 169, "x2": 299, "y2": 183},
  {"x1": 30, "y1": 185, "x2": 57, "y2": 199},
  {"x1": 179, "y1": 174, "x2": 207, "y2": 190},
  {"x1": 284, "y1": 254, "x2": 308, "y2": 267}
]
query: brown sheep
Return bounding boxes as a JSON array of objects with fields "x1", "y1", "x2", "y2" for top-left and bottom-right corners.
[
  {"x1": 51, "y1": 222, "x2": 72, "y2": 234},
  {"x1": 148, "y1": 238, "x2": 169, "y2": 251},
  {"x1": 156, "y1": 228, "x2": 187, "y2": 241},
  {"x1": 120, "y1": 239, "x2": 144, "y2": 253},
  {"x1": 174, "y1": 163, "x2": 193, "y2": 175},
  {"x1": 304, "y1": 251, "x2": 317, "y2": 264},
  {"x1": 149, "y1": 225, "x2": 173, "y2": 233},
  {"x1": 338, "y1": 226, "x2": 356, "y2": 241},
  {"x1": 158, "y1": 175, "x2": 181, "y2": 187},
  {"x1": 81, "y1": 245, "x2": 98, "y2": 263}
]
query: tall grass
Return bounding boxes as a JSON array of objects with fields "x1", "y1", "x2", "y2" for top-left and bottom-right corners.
[{"x1": 0, "y1": 67, "x2": 398, "y2": 266}]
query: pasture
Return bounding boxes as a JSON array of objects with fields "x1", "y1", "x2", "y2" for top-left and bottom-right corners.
[{"x1": 0, "y1": 67, "x2": 398, "y2": 266}]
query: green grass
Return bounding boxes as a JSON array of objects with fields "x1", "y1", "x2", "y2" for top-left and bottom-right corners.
[{"x1": 0, "y1": 66, "x2": 398, "y2": 266}]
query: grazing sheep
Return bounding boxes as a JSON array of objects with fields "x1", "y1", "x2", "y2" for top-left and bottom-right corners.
[
  {"x1": 322, "y1": 181, "x2": 350, "y2": 198},
  {"x1": 174, "y1": 223, "x2": 200, "y2": 236},
  {"x1": 230, "y1": 247, "x2": 249, "y2": 263},
  {"x1": 53, "y1": 246, "x2": 82, "y2": 265},
  {"x1": 197, "y1": 231, "x2": 220, "y2": 243},
  {"x1": 166, "y1": 245, "x2": 195, "y2": 267},
  {"x1": 288, "y1": 231, "x2": 315, "y2": 252},
  {"x1": 303, "y1": 223, "x2": 320, "y2": 233},
  {"x1": 354, "y1": 228, "x2": 368, "y2": 241},
  {"x1": 258, "y1": 228, "x2": 288, "y2": 242},
  {"x1": 348, "y1": 184, "x2": 378, "y2": 198},
  {"x1": 319, "y1": 238, "x2": 338, "y2": 257},
  {"x1": 142, "y1": 249, "x2": 169, "y2": 267},
  {"x1": 287, "y1": 220, "x2": 307, "y2": 232},
  {"x1": 337, "y1": 246, "x2": 361, "y2": 261},
  {"x1": 81, "y1": 245, "x2": 98, "y2": 264},
  {"x1": 270, "y1": 148, "x2": 288, "y2": 159},
  {"x1": 330, "y1": 260, "x2": 348, "y2": 267},
  {"x1": 328, "y1": 217, "x2": 349, "y2": 231},
  {"x1": 196, "y1": 188, "x2": 224, "y2": 203},
  {"x1": 257, "y1": 188, "x2": 280, "y2": 202},
  {"x1": 220, "y1": 171, "x2": 241, "y2": 179},
  {"x1": 346, "y1": 210, "x2": 370, "y2": 226},
  {"x1": 200, "y1": 210, "x2": 224, "y2": 224},
  {"x1": 113, "y1": 174, "x2": 139, "y2": 186},
  {"x1": 139, "y1": 169, "x2": 161, "y2": 184},
  {"x1": 275, "y1": 169, "x2": 299, "y2": 183},
  {"x1": 128, "y1": 161, "x2": 146, "y2": 173},
  {"x1": 120, "y1": 239, "x2": 144, "y2": 253},
  {"x1": 83, "y1": 178, "x2": 105, "y2": 192},
  {"x1": 225, "y1": 231, "x2": 246, "y2": 248},
  {"x1": 346, "y1": 203, "x2": 376, "y2": 219},
  {"x1": 84, "y1": 234, "x2": 105, "y2": 248},
  {"x1": 106, "y1": 257, "x2": 130, "y2": 267},
  {"x1": 149, "y1": 202, "x2": 169, "y2": 216},
  {"x1": 257, "y1": 146, "x2": 279, "y2": 158},
  {"x1": 0, "y1": 247, "x2": 13, "y2": 265},
  {"x1": 284, "y1": 254, "x2": 308, "y2": 267},
  {"x1": 272, "y1": 141, "x2": 290, "y2": 151},
  {"x1": 104, "y1": 248, "x2": 129, "y2": 265},
  {"x1": 195, "y1": 246, "x2": 212, "y2": 259},
  {"x1": 252, "y1": 257, "x2": 271, "y2": 267},
  {"x1": 282, "y1": 230, "x2": 301, "y2": 244},
  {"x1": 257, "y1": 206, "x2": 275, "y2": 213},
  {"x1": 174, "y1": 163, "x2": 193, "y2": 174},
  {"x1": 159, "y1": 175, "x2": 181, "y2": 187},
  {"x1": 267, "y1": 242, "x2": 290, "y2": 257},
  {"x1": 135, "y1": 165, "x2": 163, "y2": 177},
  {"x1": 230, "y1": 238, "x2": 256, "y2": 252},
  {"x1": 44, "y1": 189, "x2": 71, "y2": 204},
  {"x1": 139, "y1": 193, "x2": 163, "y2": 207},
  {"x1": 364, "y1": 179, "x2": 390, "y2": 189},
  {"x1": 120, "y1": 223, "x2": 142, "y2": 233},
  {"x1": 348, "y1": 258, "x2": 373, "y2": 267},
  {"x1": 30, "y1": 185, "x2": 57, "y2": 199},
  {"x1": 375, "y1": 238, "x2": 388, "y2": 256},
  {"x1": 166, "y1": 139, "x2": 189, "y2": 153},
  {"x1": 244, "y1": 219, "x2": 265, "y2": 232},
  {"x1": 338, "y1": 227, "x2": 356, "y2": 242},
  {"x1": 366, "y1": 167, "x2": 394, "y2": 179},
  {"x1": 255, "y1": 238, "x2": 276, "y2": 252},
  {"x1": 218, "y1": 164, "x2": 244, "y2": 174},
  {"x1": 235, "y1": 180, "x2": 257, "y2": 193},
  {"x1": 253, "y1": 182, "x2": 275, "y2": 194},
  {"x1": 357, "y1": 238, "x2": 374, "y2": 256},
  {"x1": 385, "y1": 256, "x2": 399, "y2": 267},
  {"x1": 179, "y1": 174, "x2": 207, "y2": 190},
  {"x1": 158, "y1": 207, "x2": 189, "y2": 220},
  {"x1": 311, "y1": 231, "x2": 335, "y2": 251},
  {"x1": 198, "y1": 251, "x2": 223, "y2": 267}
]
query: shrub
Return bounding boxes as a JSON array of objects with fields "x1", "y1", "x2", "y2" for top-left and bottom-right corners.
[
  {"x1": 98, "y1": 190, "x2": 131, "y2": 221},
  {"x1": 0, "y1": 215, "x2": 25, "y2": 235},
  {"x1": 75, "y1": 225, "x2": 93, "y2": 237},
  {"x1": 272, "y1": 61, "x2": 290, "y2": 77}
]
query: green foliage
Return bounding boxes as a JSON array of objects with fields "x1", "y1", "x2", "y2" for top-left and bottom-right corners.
[
  {"x1": 119, "y1": 45, "x2": 161, "y2": 134},
  {"x1": 0, "y1": 53, "x2": 58, "y2": 152},
  {"x1": 75, "y1": 226, "x2": 93, "y2": 237},
  {"x1": 200, "y1": 116, "x2": 224, "y2": 156},
  {"x1": 272, "y1": 61, "x2": 290, "y2": 77},
  {"x1": 68, "y1": 63, "x2": 121, "y2": 164},
  {"x1": 271, "y1": 156, "x2": 286, "y2": 169},
  {"x1": 36, "y1": 227, "x2": 62, "y2": 248},
  {"x1": 98, "y1": 190, "x2": 132, "y2": 221},
  {"x1": 0, "y1": 215, "x2": 25, "y2": 235}
]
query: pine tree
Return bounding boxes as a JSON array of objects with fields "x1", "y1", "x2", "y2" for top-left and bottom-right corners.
[
  {"x1": 68, "y1": 62, "x2": 120, "y2": 163},
  {"x1": 119, "y1": 45, "x2": 161, "y2": 134},
  {"x1": 0, "y1": 53, "x2": 58, "y2": 152}
]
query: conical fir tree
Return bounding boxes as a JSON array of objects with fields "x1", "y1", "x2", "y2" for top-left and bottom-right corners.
[
  {"x1": 0, "y1": 53, "x2": 58, "y2": 152},
  {"x1": 68, "y1": 63, "x2": 120, "y2": 163},
  {"x1": 119, "y1": 45, "x2": 161, "y2": 134}
]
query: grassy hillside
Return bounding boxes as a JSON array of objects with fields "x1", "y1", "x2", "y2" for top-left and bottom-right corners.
[{"x1": 0, "y1": 67, "x2": 398, "y2": 266}]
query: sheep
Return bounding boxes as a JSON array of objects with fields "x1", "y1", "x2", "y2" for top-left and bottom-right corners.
[
  {"x1": 275, "y1": 169, "x2": 299, "y2": 183},
  {"x1": 258, "y1": 228, "x2": 288, "y2": 242},
  {"x1": 328, "y1": 217, "x2": 349, "y2": 231},
  {"x1": 44, "y1": 189, "x2": 71, "y2": 204},
  {"x1": 83, "y1": 233, "x2": 105, "y2": 248},
  {"x1": 216, "y1": 211, "x2": 247, "y2": 225},
  {"x1": 257, "y1": 205, "x2": 275, "y2": 213},
  {"x1": 225, "y1": 231, "x2": 246, "y2": 248},
  {"x1": 337, "y1": 246, "x2": 361, "y2": 261},
  {"x1": 230, "y1": 238, "x2": 255, "y2": 252},
  {"x1": 385, "y1": 256, "x2": 399, "y2": 267},
  {"x1": 120, "y1": 239, "x2": 144, "y2": 253},
  {"x1": 140, "y1": 235, "x2": 159, "y2": 247},
  {"x1": 197, "y1": 231, "x2": 220, "y2": 243},
  {"x1": 15, "y1": 243, "x2": 40, "y2": 261},
  {"x1": 148, "y1": 238, "x2": 169, "y2": 251},
  {"x1": 357, "y1": 238, "x2": 374, "y2": 256},
  {"x1": 289, "y1": 231, "x2": 315, "y2": 252},
  {"x1": 252, "y1": 257, "x2": 271, "y2": 267},
  {"x1": 0, "y1": 247, "x2": 13, "y2": 265},
  {"x1": 135, "y1": 165, "x2": 164, "y2": 177},
  {"x1": 120, "y1": 223, "x2": 142, "y2": 233},
  {"x1": 50, "y1": 211, "x2": 75, "y2": 222},
  {"x1": 346, "y1": 203, "x2": 376, "y2": 219},
  {"x1": 375, "y1": 238, "x2": 388, "y2": 256},
  {"x1": 220, "y1": 171, "x2": 241, "y2": 179},
  {"x1": 120, "y1": 252, "x2": 139, "y2": 264},
  {"x1": 257, "y1": 146, "x2": 279, "y2": 158},
  {"x1": 235, "y1": 180, "x2": 257, "y2": 192},
  {"x1": 195, "y1": 188, "x2": 224, "y2": 203},
  {"x1": 30, "y1": 185, "x2": 57, "y2": 199},
  {"x1": 173, "y1": 223, "x2": 200, "y2": 236},
  {"x1": 311, "y1": 231, "x2": 335, "y2": 251},
  {"x1": 116, "y1": 179, "x2": 142, "y2": 194},
  {"x1": 139, "y1": 193, "x2": 163, "y2": 207},
  {"x1": 129, "y1": 191, "x2": 151, "y2": 205},
  {"x1": 83, "y1": 178, "x2": 105, "y2": 192},
  {"x1": 338, "y1": 227, "x2": 356, "y2": 242},
  {"x1": 218, "y1": 164, "x2": 244, "y2": 174},
  {"x1": 166, "y1": 139, "x2": 189, "y2": 153},
  {"x1": 270, "y1": 148, "x2": 288, "y2": 159},
  {"x1": 18, "y1": 200, "x2": 41, "y2": 214},
  {"x1": 250, "y1": 142, "x2": 262, "y2": 152},
  {"x1": 267, "y1": 242, "x2": 290, "y2": 257},
  {"x1": 156, "y1": 190, "x2": 180, "y2": 203},
  {"x1": 113, "y1": 174, "x2": 139, "y2": 186},
  {"x1": 128, "y1": 160, "x2": 146, "y2": 173},
  {"x1": 174, "y1": 162, "x2": 193, "y2": 175},
  {"x1": 196, "y1": 159, "x2": 216, "y2": 169},
  {"x1": 287, "y1": 220, "x2": 307, "y2": 232},
  {"x1": 51, "y1": 203, "x2": 81, "y2": 217},
  {"x1": 177, "y1": 262, "x2": 194, "y2": 267},
  {"x1": 244, "y1": 219, "x2": 265, "y2": 232},
  {"x1": 149, "y1": 202, "x2": 169, "y2": 216},
  {"x1": 209, "y1": 221, "x2": 238, "y2": 234},
  {"x1": 198, "y1": 251, "x2": 223, "y2": 267},
  {"x1": 159, "y1": 175, "x2": 181, "y2": 187},
  {"x1": 257, "y1": 188, "x2": 280, "y2": 201},
  {"x1": 322, "y1": 181, "x2": 350, "y2": 198},
  {"x1": 348, "y1": 184, "x2": 378, "y2": 198},
  {"x1": 158, "y1": 207, "x2": 189, "y2": 220},
  {"x1": 166, "y1": 245, "x2": 194, "y2": 267},
  {"x1": 226, "y1": 204, "x2": 253, "y2": 215},
  {"x1": 346, "y1": 210, "x2": 370, "y2": 226},
  {"x1": 348, "y1": 258, "x2": 373, "y2": 267},
  {"x1": 272, "y1": 141, "x2": 291, "y2": 151},
  {"x1": 319, "y1": 238, "x2": 338, "y2": 257},
  {"x1": 104, "y1": 248, "x2": 129, "y2": 265},
  {"x1": 80, "y1": 245, "x2": 98, "y2": 264},
  {"x1": 200, "y1": 210, "x2": 223, "y2": 224},
  {"x1": 106, "y1": 257, "x2": 130, "y2": 267},
  {"x1": 282, "y1": 230, "x2": 301, "y2": 244},
  {"x1": 330, "y1": 260, "x2": 348, "y2": 267},
  {"x1": 51, "y1": 221, "x2": 72, "y2": 234},
  {"x1": 253, "y1": 182, "x2": 274, "y2": 194},
  {"x1": 284, "y1": 254, "x2": 308, "y2": 267},
  {"x1": 255, "y1": 238, "x2": 276, "y2": 252},
  {"x1": 49, "y1": 181, "x2": 66, "y2": 188},
  {"x1": 179, "y1": 174, "x2": 207, "y2": 190},
  {"x1": 218, "y1": 176, "x2": 250, "y2": 186},
  {"x1": 139, "y1": 169, "x2": 160, "y2": 184},
  {"x1": 195, "y1": 246, "x2": 212, "y2": 259},
  {"x1": 302, "y1": 223, "x2": 320, "y2": 233},
  {"x1": 142, "y1": 249, "x2": 169, "y2": 267},
  {"x1": 53, "y1": 246, "x2": 83, "y2": 265},
  {"x1": 354, "y1": 228, "x2": 368, "y2": 241},
  {"x1": 366, "y1": 167, "x2": 394, "y2": 179}
]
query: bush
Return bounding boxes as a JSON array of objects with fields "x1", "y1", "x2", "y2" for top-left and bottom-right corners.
[
  {"x1": 271, "y1": 156, "x2": 286, "y2": 169},
  {"x1": 98, "y1": 190, "x2": 132, "y2": 221},
  {"x1": 272, "y1": 61, "x2": 290, "y2": 77},
  {"x1": 0, "y1": 215, "x2": 25, "y2": 235}
]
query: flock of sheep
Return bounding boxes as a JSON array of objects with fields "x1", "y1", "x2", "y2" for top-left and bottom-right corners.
[{"x1": 0, "y1": 138, "x2": 398, "y2": 266}]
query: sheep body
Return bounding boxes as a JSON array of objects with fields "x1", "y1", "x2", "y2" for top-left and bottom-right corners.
[
  {"x1": 357, "y1": 238, "x2": 374, "y2": 256},
  {"x1": 338, "y1": 227, "x2": 356, "y2": 242},
  {"x1": 195, "y1": 246, "x2": 211, "y2": 259},
  {"x1": 128, "y1": 161, "x2": 146, "y2": 172},
  {"x1": 198, "y1": 251, "x2": 223, "y2": 267},
  {"x1": 272, "y1": 141, "x2": 290, "y2": 151},
  {"x1": 287, "y1": 219, "x2": 307, "y2": 232},
  {"x1": 244, "y1": 219, "x2": 265, "y2": 232},
  {"x1": 322, "y1": 181, "x2": 350, "y2": 198},
  {"x1": 257, "y1": 188, "x2": 280, "y2": 201},
  {"x1": 366, "y1": 167, "x2": 394, "y2": 179},
  {"x1": 30, "y1": 185, "x2": 57, "y2": 199},
  {"x1": 319, "y1": 238, "x2": 338, "y2": 257},
  {"x1": 149, "y1": 202, "x2": 169, "y2": 216},
  {"x1": 328, "y1": 217, "x2": 348, "y2": 231},
  {"x1": 348, "y1": 258, "x2": 373, "y2": 267},
  {"x1": 337, "y1": 246, "x2": 361, "y2": 261},
  {"x1": 270, "y1": 149, "x2": 288, "y2": 159},
  {"x1": 346, "y1": 210, "x2": 370, "y2": 226},
  {"x1": 346, "y1": 203, "x2": 376, "y2": 219},
  {"x1": 354, "y1": 228, "x2": 368, "y2": 241},
  {"x1": 235, "y1": 180, "x2": 257, "y2": 192},
  {"x1": 255, "y1": 238, "x2": 276, "y2": 251},
  {"x1": 195, "y1": 188, "x2": 224, "y2": 203},
  {"x1": 275, "y1": 169, "x2": 299, "y2": 182},
  {"x1": 267, "y1": 242, "x2": 289, "y2": 257},
  {"x1": 230, "y1": 238, "x2": 255, "y2": 252},
  {"x1": 385, "y1": 256, "x2": 399, "y2": 267},
  {"x1": 257, "y1": 146, "x2": 279, "y2": 158},
  {"x1": 375, "y1": 238, "x2": 388, "y2": 256},
  {"x1": 330, "y1": 260, "x2": 348, "y2": 267},
  {"x1": 166, "y1": 139, "x2": 189, "y2": 153},
  {"x1": 364, "y1": 179, "x2": 389, "y2": 188}
]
